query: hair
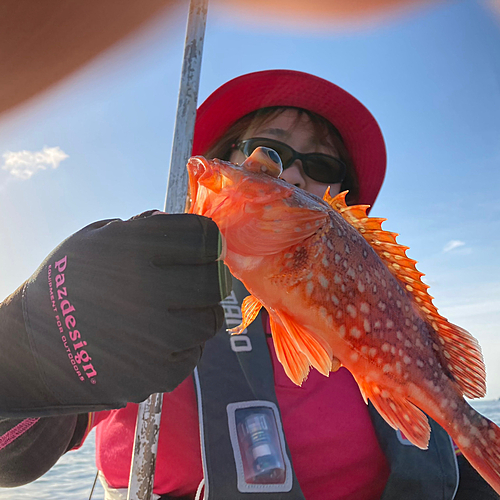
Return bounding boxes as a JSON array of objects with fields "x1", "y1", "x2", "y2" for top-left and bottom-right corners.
[{"x1": 204, "y1": 106, "x2": 359, "y2": 205}]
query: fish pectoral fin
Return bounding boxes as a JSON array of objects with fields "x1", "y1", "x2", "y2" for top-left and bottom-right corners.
[
  {"x1": 277, "y1": 312, "x2": 334, "y2": 378},
  {"x1": 228, "y1": 207, "x2": 328, "y2": 256},
  {"x1": 360, "y1": 381, "x2": 431, "y2": 450},
  {"x1": 269, "y1": 313, "x2": 311, "y2": 386},
  {"x1": 228, "y1": 295, "x2": 262, "y2": 335}
]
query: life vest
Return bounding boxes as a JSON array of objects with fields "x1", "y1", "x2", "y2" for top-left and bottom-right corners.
[{"x1": 194, "y1": 279, "x2": 459, "y2": 500}]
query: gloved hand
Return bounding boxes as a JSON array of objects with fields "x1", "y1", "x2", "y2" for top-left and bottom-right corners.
[{"x1": 2, "y1": 211, "x2": 230, "y2": 416}]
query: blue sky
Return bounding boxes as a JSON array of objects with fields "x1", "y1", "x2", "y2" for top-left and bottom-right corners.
[{"x1": 0, "y1": 0, "x2": 499, "y2": 397}]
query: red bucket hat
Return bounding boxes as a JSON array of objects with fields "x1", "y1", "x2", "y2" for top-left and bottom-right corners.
[{"x1": 192, "y1": 70, "x2": 386, "y2": 208}]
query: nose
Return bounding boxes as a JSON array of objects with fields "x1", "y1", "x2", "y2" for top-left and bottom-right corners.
[
  {"x1": 241, "y1": 146, "x2": 283, "y2": 178},
  {"x1": 279, "y1": 160, "x2": 306, "y2": 189}
]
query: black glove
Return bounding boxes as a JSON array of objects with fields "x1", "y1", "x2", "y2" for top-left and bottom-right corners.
[{"x1": 0, "y1": 212, "x2": 230, "y2": 416}]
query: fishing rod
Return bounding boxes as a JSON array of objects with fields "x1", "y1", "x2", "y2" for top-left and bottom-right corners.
[{"x1": 127, "y1": 1, "x2": 209, "y2": 499}]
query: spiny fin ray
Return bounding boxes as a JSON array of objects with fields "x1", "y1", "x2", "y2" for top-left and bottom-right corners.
[
  {"x1": 277, "y1": 311, "x2": 335, "y2": 377},
  {"x1": 228, "y1": 295, "x2": 262, "y2": 335},
  {"x1": 269, "y1": 313, "x2": 310, "y2": 385},
  {"x1": 356, "y1": 378, "x2": 431, "y2": 449}
]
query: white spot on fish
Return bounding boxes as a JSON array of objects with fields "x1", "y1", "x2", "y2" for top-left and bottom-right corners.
[
  {"x1": 403, "y1": 355, "x2": 412, "y2": 365},
  {"x1": 383, "y1": 364, "x2": 392, "y2": 373},
  {"x1": 331, "y1": 294, "x2": 340, "y2": 305},
  {"x1": 294, "y1": 226, "x2": 302, "y2": 232},
  {"x1": 347, "y1": 268, "x2": 356, "y2": 279},
  {"x1": 334, "y1": 274, "x2": 342, "y2": 284},
  {"x1": 360, "y1": 302, "x2": 370, "y2": 314},
  {"x1": 386, "y1": 319, "x2": 394, "y2": 329},
  {"x1": 322, "y1": 256, "x2": 329, "y2": 267},
  {"x1": 396, "y1": 300, "x2": 402, "y2": 308},
  {"x1": 350, "y1": 352, "x2": 359, "y2": 362},
  {"x1": 339, "y1": 325, "x2": 346, "y2": 338},
  {"x1": 350, "y1": 327, "x2": 362, "y2": 338},
  {"x1": 391, "y1": 346, "x2": 396, "y2": 355},
  {"x1": 369, "y1": 348, "x2": 377, "y2": 358},
  {"x1": 374, "y1": 321, "x2": 381, "y2": 329},
  {"x1": 382, "y1": 343, "x2": 391, "y2": 352},
  {"x1": 306, "y1": 281, "x2": 314, "y2": 297},
  {"x1": 336, "y1": 310, "x2": 343, "y2": 319},
  {"x1": 361, "y1": 346, "x2": 368, "y2": 354},
  {"x1": 395, "y1": 362, "x2": 402, "y2": 375},
  {"x1": 335, "y1": 253, "x2": 341, "y2": 263},
  {"x1": 396, "y1": 331, "x2": 403, "y2": 341},
  {"x1": 364, "y1": 319, "x2": 371, "y2": 333},
  {"x1": 327, "y1": 240, "x2": 334, "y2": 250},
  {"x1": 358, "y1": 281, "x2": 365, "y2": 292},
  {"x1": 319, "y1": 274, "x2": 329, "y2": 288},
  {"x1": 378, "y1": 301, "x2": 387, "y2": 311},
  {"x1": 416, "y1": 359, "x2": 424, "y2": 368},
  {"x1": 457, "y1": 435, "x2": 471, "y2": 448},
  {"x1": 346, "y1": 305, "x2": 357, "y2": 318},
  {"x1": 319, "y1": 307, "x2": 327, "y2": 318},
  {"x1": 345, "y1": 244, "x2": 350, "y2": 254},
  {"x1": 404, "y1": 340, "x2": 412, "y2": 348}
]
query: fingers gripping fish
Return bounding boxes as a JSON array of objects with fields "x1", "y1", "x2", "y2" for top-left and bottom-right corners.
[{"x1": 186, "y1": 147, "x2": 500, "y2": 494}]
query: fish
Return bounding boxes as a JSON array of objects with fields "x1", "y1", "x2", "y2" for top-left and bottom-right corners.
[{"x1": 186, "y1": 146, "x2": 500, "y2": 494}]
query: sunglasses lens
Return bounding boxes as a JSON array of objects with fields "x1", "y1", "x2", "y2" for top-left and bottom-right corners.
[
  {"x1": 304, "y1": 156, "x2": 346, "y2": 184},
  {"x1": 244, "y1": 139, "x2": 294, "y2": 167}
]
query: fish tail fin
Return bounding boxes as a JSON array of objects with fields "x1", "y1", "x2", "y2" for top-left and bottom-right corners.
[{"x1": 454, "y1": 400, "x2": 500, "y2": 495}]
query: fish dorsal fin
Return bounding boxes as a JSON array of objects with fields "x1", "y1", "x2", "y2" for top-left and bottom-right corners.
[
  {"x1": 323, "y1": 189, "x2": 486, "y2": 399},
  {"x1": 228, "y1": 295, "x2": 262, "y2": 335},
  {"x1": 356, "y1": 378, "x2": 431, "y2": 449},
  {"x1": 276, "y1": 311, "x2": 338, "y2": 378},
  {"x1": 269, "y1": 313, "x2": 311, "y2": 386}
]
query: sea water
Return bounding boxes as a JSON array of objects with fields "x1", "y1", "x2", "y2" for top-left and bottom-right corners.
[{"x1": 1, "y1": 400, "x2": 500, "y2": 499}]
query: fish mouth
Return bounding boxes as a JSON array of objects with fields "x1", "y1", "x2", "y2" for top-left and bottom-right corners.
[
  {"x1": 186, "y1": 156, "x2": 225, "y2": 215},
  {"x1": 186, "y1": 156, "x2": 210, "y2": 214}
]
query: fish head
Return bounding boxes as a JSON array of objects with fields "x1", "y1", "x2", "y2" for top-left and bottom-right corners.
[{"x1": 187, "y1": 147, "x2": 329, "y2": 258}]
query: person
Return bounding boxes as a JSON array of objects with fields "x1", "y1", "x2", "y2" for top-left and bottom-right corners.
[{"x1": 0, "y1": 70, "x2": 497, "y2": 500}]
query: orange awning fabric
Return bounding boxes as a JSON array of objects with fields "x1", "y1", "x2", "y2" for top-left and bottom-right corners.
[{"x1": 0, "y1": 0, "x2": 440, "y2": 118}]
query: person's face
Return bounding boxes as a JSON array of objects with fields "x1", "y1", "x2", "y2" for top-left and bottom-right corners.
[{"x1": 229, "y1": 109, "x2": 343, "y2": 198}]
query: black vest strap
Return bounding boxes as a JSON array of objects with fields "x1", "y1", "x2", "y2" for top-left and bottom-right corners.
[
  {"x1": 195, "y1": 278, "x2": 458, "y2": 500},
  {"x1": 195, "y1": 279, "x2": 306, "y2": 499}
]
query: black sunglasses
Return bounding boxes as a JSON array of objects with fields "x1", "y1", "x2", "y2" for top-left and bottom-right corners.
[{"x1": 233, "y1": 137, "x2": 346, "y2": 184}]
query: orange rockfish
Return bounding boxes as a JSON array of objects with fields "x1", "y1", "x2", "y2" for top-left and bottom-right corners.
[{"x1": 186, "y1": 147, "x2": 500, "y2": 494}]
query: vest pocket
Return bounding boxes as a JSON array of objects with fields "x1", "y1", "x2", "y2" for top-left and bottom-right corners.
[{"x1": 227, "y1": 400, "x2": 293, "y2": 493}]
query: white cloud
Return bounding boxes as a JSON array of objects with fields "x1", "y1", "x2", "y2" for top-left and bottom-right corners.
[
  {"x1": 443, "y1": 240, "x2": 465, "y2": 253},
  {"x1": 1, "y1": 146, "x2": 69, "y2": 180}
]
